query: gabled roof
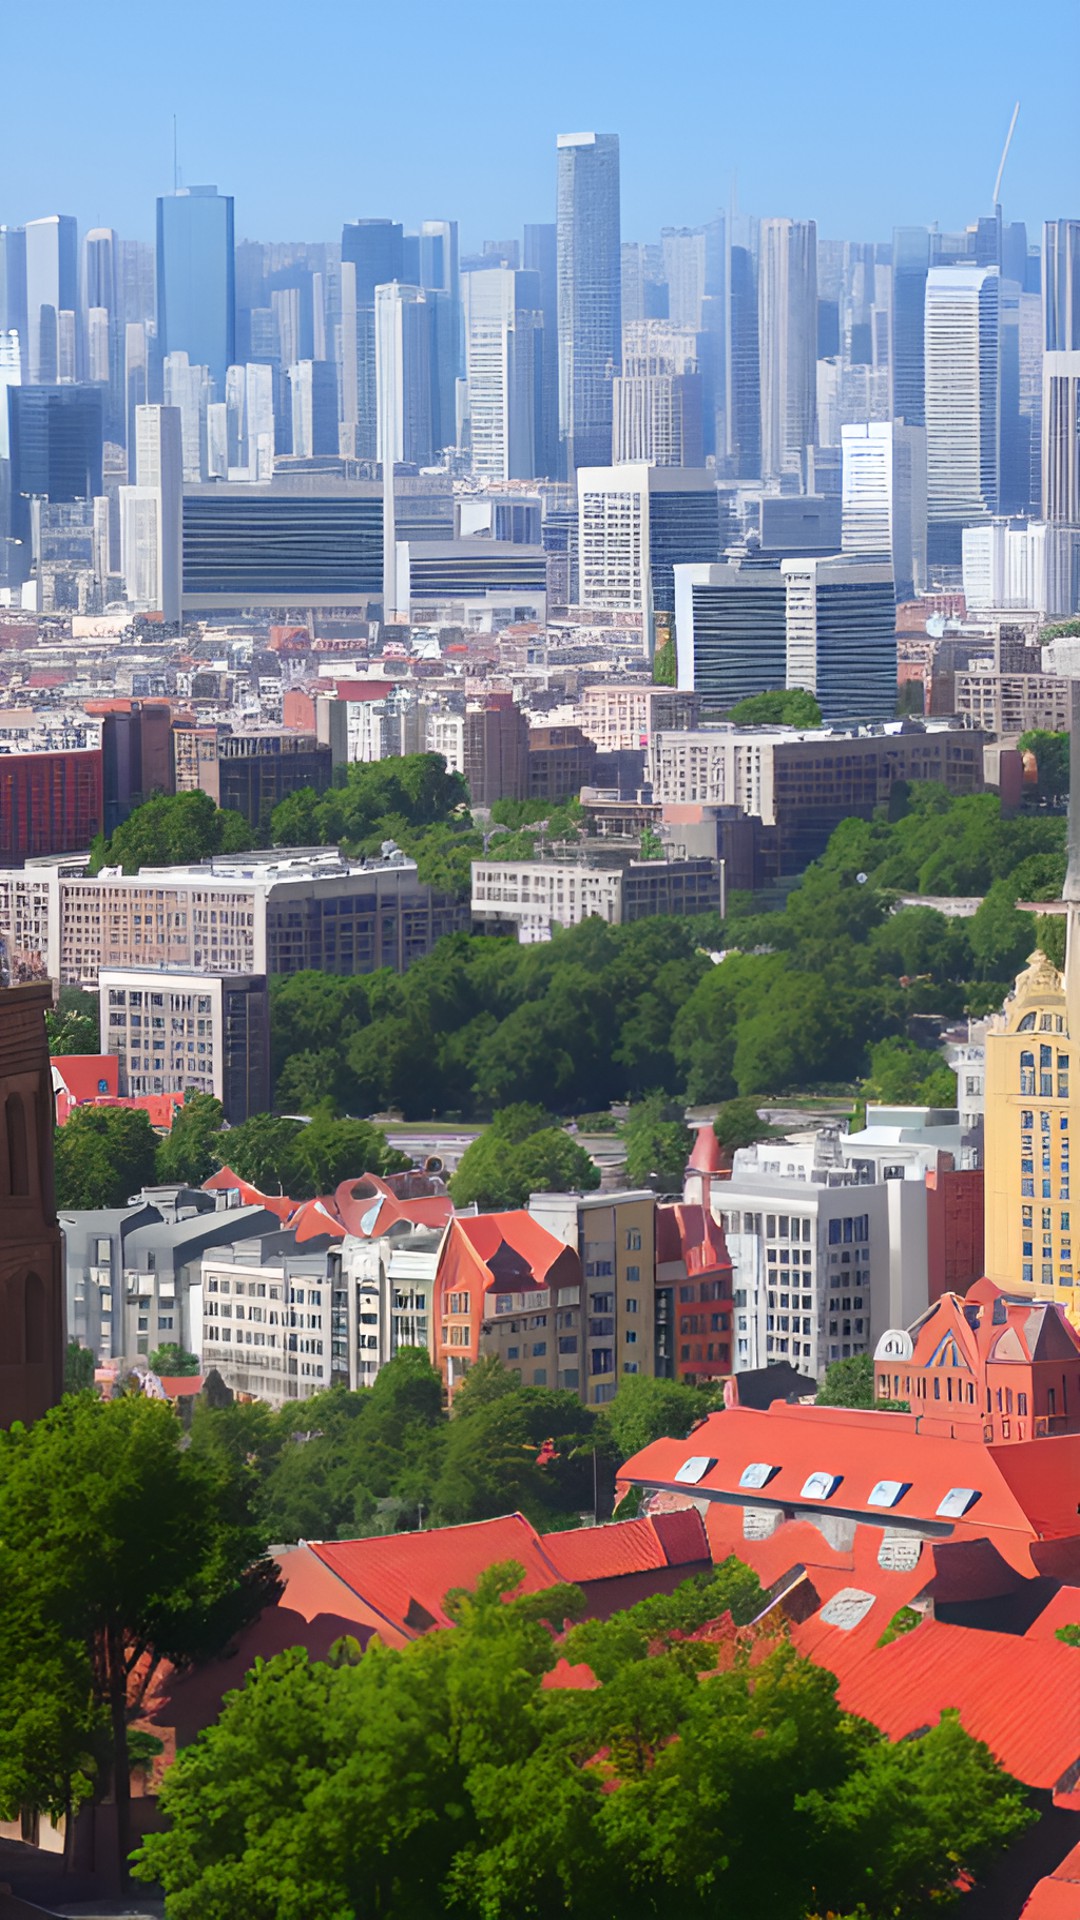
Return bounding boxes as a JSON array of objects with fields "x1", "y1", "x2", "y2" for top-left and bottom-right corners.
[
  {"x1": 540, "y1": 1509, "x2": 709, "y2": 1585},
  {"x1": 309, "y1": 1514, "x2": 567, "y2": 1639},
  {"x1": 204, "y1": 1166, "x2": 293, "y2": 1219},
  {"x1": 51, "y1": 1054, "x2": 118, "y2": 1101},
  {"x1": 445, "y1": 1212, "x2": 580, "y2": 1293},
  {"x1": 656, "y1": 1201, "x2": 731, "y2": 1277},
  {"x1": 618, "y1": 1403, "x2": 1080, "y2": 1572},
  {"x1": 1020, "y1": 1841, "x2": 1080, "y2": 1918}
]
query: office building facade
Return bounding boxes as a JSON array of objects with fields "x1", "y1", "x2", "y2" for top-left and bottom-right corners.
[
  {"x1": 841, "y1": 420, "x2": 927, "y2": 600},
  {"x1": 924, "y1": 266, "x2": 1001, "y2": 559},
  {"x1": 758, "y1": 218, "x2": 817, "y2": 482},
  {"x1": 100, "y1": 967, "x2": 270, "y2": 1123},
  {"x1": 463, "y1": 266, "x2": 544, "y2": 480},
  {"x1": 556, "y1": 132, "x2": 621, "y2": 475},
  {"x1": 156, "y1": 187, "x2": 235, "y2": 391}
]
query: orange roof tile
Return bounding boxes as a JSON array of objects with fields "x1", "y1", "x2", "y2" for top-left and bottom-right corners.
[
  {"x1": 309, "y1": 1514, "x2": 567, "y2": 1639},
  {"x1": 688, "y1": 1124, "x2": 723, "y2": 1173},
  {"x1": 51, "y1": 1054, "x2": 118, "y2": 1101},
  {"x1": 449, "y1": 1211, "x2": 579, "y2": 1290},
  {"x1": 542, "y1": 1519, "x2": 668, "y2": 1583},
  {"x1": 1021, "y1": 1841, "x2": 1080, "y2": 1918}
]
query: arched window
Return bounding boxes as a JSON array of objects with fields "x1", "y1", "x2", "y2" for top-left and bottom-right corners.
[
  {"x1": 23, "y1": 1274, "x2": 45, "y2": 1366},
  {"x1": 1017, "y1": 1013, "x2": 1037, "y2": 1031},
  {"x1": 6, "y1": 1093, "x2": 28, "y2": 1197}
]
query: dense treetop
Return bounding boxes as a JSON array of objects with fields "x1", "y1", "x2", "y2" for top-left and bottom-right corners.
[
  {"x1": 725, "y1": 689, "x2": 823, "y2": 727},
  {"x1": 89, "y1": 789, "x2": 252, "y2": 875}
]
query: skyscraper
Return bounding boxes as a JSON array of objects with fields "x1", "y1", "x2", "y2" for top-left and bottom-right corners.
[
  {"x1": 0, "y1": 228, "x2": 27, "y2": 364},
  {"x1": 613, "y1": 322, "x2": 704, "y2": 466},
  {"x1": 463, "y1": 267, "x2": 544, "y2": 480},
  {"x1": 840, "y1": 420, "x2": 927, "y2": 600},
  {"x1": 156, "y1": 187, "x2": 235, "y2": 392},
  {"x1": 120, "y1": 403, "x2": 182, "y2": 622},
  {"x1": 890, "y1": 227, "x2": 930, "y2": 426},
  {"x1": 781, "y1": 555, "x2": 897, "y2": 722},
  {"x1": 341, "y1": 220, "x2": 404, "y2": 460},
  {"x1": 524, "y1": 222, "x2": 559, "y2": 478},
  {"x1": 758, "y1": 218, "x2": 817, "y2": 483},
  {"x1": 289, "y1": 359, "x2": 339, "y2": 458},
  {"x1": 375, "y1": 284, "x2": 434, "y2": 471},
  {"x1": 727, "y1": 244, "x2": 761, "y2": 478},
  {"x1": 924, "y1": 265, "x2": 1001, "y2": 560},
  {"x1": 1043, "y1": 219, "x2": 1080, "y2": 527},
  {"x1": 556, "y1": 132, "x2": 621, "y2": 476},
  {"x1": 24, "y1": 216, "x2": 78, "y2": 385}
]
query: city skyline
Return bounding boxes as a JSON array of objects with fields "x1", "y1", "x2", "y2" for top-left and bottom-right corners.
[{"x1": 2, "y1": 0, "x2": 1073, "y2": 245}]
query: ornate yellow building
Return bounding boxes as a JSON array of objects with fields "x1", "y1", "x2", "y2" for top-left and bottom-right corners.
[{"x1": 984, "y1": 948, "x2": 1075, "y2": 1322}]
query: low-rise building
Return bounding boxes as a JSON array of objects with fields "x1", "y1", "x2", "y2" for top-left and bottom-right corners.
[
  {"x1": 471, "y1": 851, "x2": 722, "y2": 941},
  {"x1": 433, "y1": 1212, "x2": 584, "y2": 1402},
  {"x1": 195, "y1": 1230, "x2": 335, "y2": 1404}
]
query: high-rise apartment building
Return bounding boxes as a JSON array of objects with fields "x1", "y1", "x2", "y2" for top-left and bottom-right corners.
[
  {"x1": 463, "y1": 267, "x2": 544, "y2": 480},
  {"x1": 727, "y1": 244, "x2": 761, "y2": 478},
  {"x1": 0, "y1": 228, "x2": 27, "y2": 367},
  {"x1": 523, "y1": 223, "x2": 559, "y2": 478},
  {"x1": 758, "y1": 218, "x2": 817, "y2": 483},
  {"x1": 577, "y1": 463, "x2": 724, "y2": 629},
  {"x1": 841, "y1": 420, "x2": 927, "y2": 599},
  {"x1": 375, "y1": 283, "x2": 434, "y2": 470},
  {"x1": 156, "y1": 187, "x2": 235, "y2": 391},
  {"x1": 890, "y1": 227, "x2": 930, "y2": 427},
  {"x1": 288, "y1": 359, "x2": 338, "y2": 458},
  {"x1": 556, "y1": 132, "x2": 621, "y2": 475},
  {"x1": 100, "y1": 967, "x2": 270, "y2": 1123},
  {"x1": 661, "y1": 228, "x2": 706, "y2": 331},
  {"x1": 924, "y1": 265, "x2": 1001, "y2": 561},
  {"x1": 1042, "y1": 221, "x2": 1080, "y2": 527},
  {"x1": 781, "y1": 555, "x2": 896, "y2": 723},
  {"x1": 119, "y1": 403, "x2": 183, "y2": 622},
  {"x1": 6, "y1": 384, "x2": 103, "y2": 570}
]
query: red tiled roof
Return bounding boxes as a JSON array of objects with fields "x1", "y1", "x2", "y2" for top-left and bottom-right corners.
[
  {"x1": 289, "y1": 1197, "x2": 346, "y2": 1243},
  {"x1": 651, "y1": 1507, "x2": 712, "y2": 1566},
  {"x1": 309, "y1": 1514, "x2": 567, "y2": 1639},
  {"x1": 203, "y1": 1166, "x2": 294, "y2": 1219},
  {"x1": 445, "y1": 1211, "x2": 579, "y2": 1292},
  {"x1": 1022, "y1": 1585, "x2": 1080, "y2": 1641},
  {"x1": 831, "y1": 1619, "x2": 1080, "y2": 1802},
  {"x1": 333, "y1": 1175, "x2": 453, "y2": 1240},
  {"x1": 619, "y1": 1404, "x2": 1080, "y2": 1573},
  {"x1": 158, "y1": 1375, "x2": 204, "y2": 1398},
  {"x1": 51, "y1": 1054, "x2": 118, "y2": 1101},
  {"x1": 1021, "y1": 1841, "x2": 1080, "y2": 1918},
  {"x1": 543, "y1": 1518, "x2": 668, "y2": 1583},
  {"x1": 660, "y1": 1202, "x2": 731, "y2": 1278}
]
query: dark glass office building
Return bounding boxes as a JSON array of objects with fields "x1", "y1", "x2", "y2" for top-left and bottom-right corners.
[
  {"x1": 6, "y1": 384, "x2": 103, "y2": 567},
  {"x1": 181, "y1": 486, "x2": 382, "y2": 606}
]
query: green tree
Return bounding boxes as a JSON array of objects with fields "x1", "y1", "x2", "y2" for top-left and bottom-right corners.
[
  {"x1": 597, "y1": 1374, "x2": 713, "y2": 1462},
  {"x1": 1018, "y1": 728, "x2": 1069, "y2": 805},
  {"x1": 216, "y1": 1110, "x2": 408, "y2": 1200},
  {"x1": 46, "y1": 987, "x2": 100, "y2": 1056},
  {"x1": 0, "y1": 1396, "x2": 277, "y2": 1884},
  {"x1": 817, "y1": 1353, "x2": 877, "y2": 1408},
  {"x1": 63, "y1": 1340, "x2": 96, "y2": 1396},
  {"x1": 862, "y1": 1037, "x2": 955, "y2": 1108},
  {"x1": 652, "y1": 635, "x2": 677, "y2": 686},
  {"x1": 54, "y1": 1105, "x2": 160, "y2": 1211},
  {"x1": 135, "y1": 1567, "x2": 1032, "y2": 1920},
  {"x1": 726, "y1": 689, "x2": 823, "y2": 728},
  {"x1": 149, "y1": 1344, "x2": 200, "y2": 1377},
  {"x1": 89, "y1": 789, "x2": 251, "y2": 876},
  {"x1": 621, "y1": 1093, "x2": 692, "y2": 1190},
  {"x1": 449, "y1": 1116, "x2": 600, "y2": 1211},
  {"x1": 155, "y1": 1092, "x2": 225, "y2": 1187},
  {"x1": 712, "y1": 1097, "x2": 771, "y2": 1156}
]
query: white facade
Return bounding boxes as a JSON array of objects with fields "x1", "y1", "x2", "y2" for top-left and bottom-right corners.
[
  {"x1": 758, "y1": 218, "x2": 817, "y2": 482},
  {"x1": 463, "y1": 267, "x2": 542, "y2": 481},
  {"x1": 962, "y1": 519, "x2": 1080, "y2": 619},
  {"x1": 924, "y1": 266, "x2": 1000, "y2": 531},
  {"x1": 841, "y1": 420, "x2": 927, "y2": 599},
  {"x1": 375, "y1": 282, "x2": 432, "y2": 469},
  {"x1": 120, "y1": 403, "x2": 182, "y2": 621},
  {"x1": 196, "y1": 1244, "x2": 332, "y2": 1405},
  {"x1": 163, "y1": 351, "x2": 213, "y2": 483},
  {"x1": 1043, "y1": 351, "x2": 1080, "y2": 526},
  {"x1": 99, "y1": 966, "x2": 265, "y2": 1117}
]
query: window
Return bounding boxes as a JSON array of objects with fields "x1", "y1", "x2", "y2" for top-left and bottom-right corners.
[
  {"x1": 625, "y1": 1228, "x2": 642, "y2": 1251},
  {"x1": 626, "y1": 1265, "x2": 640, "y2": 1283},
  {"x1": 447, "y1": 1292, "x2": 471, "y2": 1316}
]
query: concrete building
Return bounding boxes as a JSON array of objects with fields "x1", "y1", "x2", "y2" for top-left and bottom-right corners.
[
  {"x1": 529, "y1": 1190, "x2": 655, "y2": 1406},
  {"x1": 434, "y1": 1211, "x2": 584, "y2": 1401},
  {"x1": 156, "y1": 187, "x2": 235, "y2": 392},
  {"x1": 841, "y1": 421, "x2": 927, "y2": 600},
  {"x1": 337, "y1": 1223, "x2": 441, "y2": 1391},
  {"x1": 463, "y1": 265, "x2": 545, "y2": 481},
  {"x1": 181, "y1": 480, "x2": 382, "y2": 615},
  {"x1": 395, "y1": 538, "x2": 547, "y2": 630},
  {"x1": 463, "y1": 692, "x2": 529, "y2": 805},
  {"x1": 471, "y1": 851, "x2": 722, "y2": 942},
  {"x1": 195, "y1": 1231, "x2": 334, "y2": 1404},
  {"x1": 580, "y1": 683, "x2": 699, "y2": 753},
  {"x1": 0, "y1": 982, "x2": 64, "y2": 1425},
  {"x1": 924, "y1": 266, "x2": 1001, "y2": 561},
  {"x1": 0, "y1": 845, "x2": 464, "y2": 987},
  {"x1": 100, "y1": 967, "x2": 270, "y2": 1123},
  {"x1": 648, "y1": 722, "x2": 986, "y2": 874},
  {"x1": 962, "y1": 518, "x2": 1080, "y2": 620},
  {"x1": 781, "y1": 555, "x2": 897, "y2": 724},
  {"x1": 119, "y1": 403, "x2": 183, "y2": 622},
  {"x1": 613, "y1": 322, "x2": 703, "y2": 467},
  {"x1": 954, "y1": 668, "x2": 1073, "y2": 737},
  {"x1": 758, "y1": 217, "x2": 817, "y2": 483},
  {"x1": 673, "y1": 556, "x2": 788, "y2": 713},
  {"x1": 527, "y1": 724, "x2": 597, "y2": 800},
  {"x1": 577, "y1": 463, "x2": 724, "y2": 632},
  {"x1": 178, "y1": 728, "x2": 332, "y2": 828}
]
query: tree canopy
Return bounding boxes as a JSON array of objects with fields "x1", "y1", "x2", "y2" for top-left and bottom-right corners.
[
  {"x1": 726, "y1": 689, "x2": 823, "y2": 727},
  {"x1": 217, "y1": 1108, "x2": 411, "y2": 1199},
  {"x1": 89, "y1": 789, "x2": 252, "y2": 875},
  {"x1": 134, "y1": 1563, "x2": 1032, "y2": 1919},
  {"x1": 54, "y1": 1105, "x2": 160, "y2": 1210},
  {"x1": 448, "y1": 1106, "x2": 601, "y2": 1211},
  {"x1": 621, "y1": 1093, "x2": 692, "y2": 1190}
]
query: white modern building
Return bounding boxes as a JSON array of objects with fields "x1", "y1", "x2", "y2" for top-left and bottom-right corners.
[
  {"x1": 841, "y1": 420, "x2": 927, "y2": 599},
  {"x1": 924, "y1": 266, "x2": 1001, "y2": 554},
  {"x1": 119, "y1": 403, "x2": 183, "y2": 621},
  {"x1": 1043, "y1": 351, "x2": 1080, "y2": 526},
  {"x1": 962, "y1": 518, "x2": 1080, "y2": 619},
  {"x1": 781, "y1": 555, "x2": 897, "y2": 722},
  {"x1": 557, "y1": 131, "x2": 622, "y2": 474},
  {"x1": 463, "y1": 266, "x2": 544, "y2": 481},
  {"x1": 99, "y1": 966, "x2": 270, "y2": 1123},
  {"x1": 195, "y1": 1234, "x2": 334, "y2": 1405},
  {"x1": 757, "y1": 217, "x2": 817, "y2": 483},
  {"x1": 576, "y1": 462, "x2": 721, "y2": 632},
  {"x1": 471, "y1": 853, "x2": 722, "y2": 942}
]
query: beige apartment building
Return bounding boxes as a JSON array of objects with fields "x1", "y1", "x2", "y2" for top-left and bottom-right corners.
[
  {"x1": 471, "y1": 853, "x2": 722, "y2": 941},
  {"x1": 954, "y1": 671, "x2": 1072, "y2": 737},
  {"x1": 580, "y1": 683, "x2": 699, "y2": 753},
  {"x1": 529, "y1": 1191, "x2": 657, "y2": 1405}
]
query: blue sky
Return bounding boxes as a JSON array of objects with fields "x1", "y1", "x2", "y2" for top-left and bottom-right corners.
[{"x1": 5, "y1": 0, "x2": 1076, "y2": 246}]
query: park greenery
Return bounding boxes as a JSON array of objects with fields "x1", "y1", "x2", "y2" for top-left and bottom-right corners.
[
  {"x1": 448, "y1": 1104, "x2": 601, "y2": 1210},
  {"x1": 45, "y1": 987, "x2": 100, "y2": 1056},
  {"x1": 88, "y1": 788, "x2": 252, "y2": 875},
  {"x1": 268, "y1": 783, "x2": 1065, "y2": 1120},
  {"x1": 134, "y1": 1556, "x2": 1033, "y2": 1919},
  {"x1": 53, "y1": 1092, "x2": 410, "y2": 1212}
]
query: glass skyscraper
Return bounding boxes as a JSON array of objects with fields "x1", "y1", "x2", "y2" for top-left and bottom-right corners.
[
  {"x1": 156, "y1": 187, "x2": 235, "y2": 391},
  {"x1": 556, "y1": 132, "x2": 621, "y2": 475}
]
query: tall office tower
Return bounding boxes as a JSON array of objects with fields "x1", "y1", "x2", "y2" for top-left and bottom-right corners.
[
  {"x1": 781, "y1": 556, "x2": 897, "y2": 722},
  {"x1": 524, "y1": 223, "x2": 559, "y2": 478},
  {"x1": 556, "y1": 132, "x2": 621, "y2": 475},
  {"x1": 120, "y1": 402, "x2": 182, "y2": 621},
  {"x1": 225, "y1": 362, "x2": 275, "y2": 479},
  {"x1": 117, "y1": 240, "x2": 155, "y2": 329},
  {"x1": 840, "y1": 421, "x2": 927, "y2": 600},
  {"x1": 164, "y1": 351, "x2": 213, "y2": 482},
  {"x1": 271, "y1": 286, "x2": 302, "y2": 371},
  {"x1": 1043, "y1": 219, "x2": 1080, "y2": 527},
  {"x1": 24, "y1": 216, "x2": 78, "y2": 385},
  {"x1": 289, "y1": 359, "x2": 339, "y2": 458},
  {"x1": 728, "y1": 244, "x2": 761, "y2": 477},
  {"x1": 0, "y1": 332, "x2": 19, "y2": 458},
  {"x1": 1019, "y1": 291, "x2": 1044, "y2": 512},
  {"x1": 613, "y1": 322, "x2": 704, "y2": 465},
  {"x1": 998, "y1": 275, "x2": 1030, "y2": 513},
  {"x1": 84, "y1": 231, "x2": 120, "y2": 435},
  {"x1": 338, "y1": 260, "x2": 359, "y2": 455},
  {"x1": 418, "y1": 220, "x2": 460, "y2": 451},
  {"x1": 124, "y1": 323, "x2": 148, "y2": 474},
  {"x1": 341, "y1": 220, "x2": 404, "y2": 460},
  {"x1": 758, "y1": 218, "x2": 817, "y2": 484},
  {"x1": 463, "y1": 267, "x2": 544, "y2": 480},
  {"x1": 890, "y1": 227, "x2": 931, "y2": 426},
  {"x1": 156, "y1": 187, "x2": 235, "y2": 392},
  {"x1": 697, "y1": 213, "x2": 728, "y2": 461},
  {"x1": 0, "y1": 228, "x2": 27, "y2": 370},
  {"x1": 6, "y1": 384, "x2": 104, "y2": 577},
  {"x1": 375, "y1": 283, "x2": 434, "y2": 470},
  {"x1": 86, "y1": 308, "x2": 110, "y2": 385},
  {"x1": 620, "y1": 242, "x2": 666, "y2": 326},
  {"x1": 924, "y1": 266, "x2": 1001, "y2": 562},
  {"x1": 577, "y1": 463, "x2": 724, "y2": 633},
  {"x1": 662, "y1": 228, "x2": 707, "y2": 331}
]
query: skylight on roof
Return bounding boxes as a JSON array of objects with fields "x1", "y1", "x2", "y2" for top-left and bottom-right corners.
[
  {"x1": 867, "y1": 1479, "x2": 909, "y2": 1509},
  {"x1": 674, "y1": 1456, "x2": 716, "y2": 1485},
  {"x1": 800, "y1": 1471, "x2": 842, "y2": 1501},
  {"x1": 739, "y1": 1462, "x2": 778, "y2": 1490},
  {"x1": 936, "y1": 1486, "x2": 980, "y2": 1519}
]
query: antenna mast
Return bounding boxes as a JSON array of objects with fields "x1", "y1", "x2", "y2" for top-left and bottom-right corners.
[
  {"x1": 992, "y1": 101, "x2": 1020, "y2": 209},
  {"x1": 173, "y1": 115, "x2": 179, "y2": 193}
]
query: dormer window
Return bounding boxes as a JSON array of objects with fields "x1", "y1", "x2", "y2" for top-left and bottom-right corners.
[{"x1": 800, "y1": 1471, "x2": 842, "y2": 1501}]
